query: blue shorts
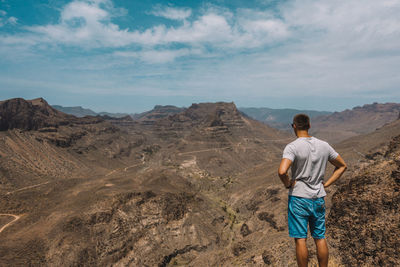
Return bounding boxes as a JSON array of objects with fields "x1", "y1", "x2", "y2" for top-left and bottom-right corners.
[{"x1": 288, "y1": 195, "x2": 326, "y2": 239}]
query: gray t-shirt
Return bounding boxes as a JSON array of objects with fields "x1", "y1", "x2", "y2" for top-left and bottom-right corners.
[{"x1": 282, "y1": 136, "x2": 339, "y2": 198}]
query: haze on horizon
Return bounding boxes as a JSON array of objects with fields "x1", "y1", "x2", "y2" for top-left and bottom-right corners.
[{"x1": 0, "y1": 0, "x2": 399, "y2": 113}]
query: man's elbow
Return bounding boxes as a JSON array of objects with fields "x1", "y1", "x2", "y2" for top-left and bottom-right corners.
[
  {"x1": 278, "y1": 169, "x2": 287, "y2": 177},
  {"x1": 343, "y1": 164, "x2": 348, "y2": 172}
]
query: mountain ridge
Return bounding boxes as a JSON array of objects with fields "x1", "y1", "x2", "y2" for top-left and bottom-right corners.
[
  {"x1": 238, "y1": 107, "x2": 332, "y2": 130},
  {"x1": 311, "y1": 102, "x2": 400, "y2": 143}
]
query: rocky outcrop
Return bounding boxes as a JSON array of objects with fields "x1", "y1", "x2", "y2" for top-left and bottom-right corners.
[
  {"x1": 46, "y1": 190, "x2": 220, "y2": 266},
  {"x1": 0, "y1": 98, "x2": 68, "y2": 130},
  {"x1": 182, "y1": 102, "x2": 245, "y2": 128},
  {"x1": 152, "y1": 102, "x2": 245, "y2": 132},
  {"x1": 0, "y1": 98, "x2": 102, "y2": 131},
  {"x1": 135, "y1": 105, "x2": 185, "y2": 125},
  {"x1": 327, "y1": 134, "x2": 400, "y2": 266}
]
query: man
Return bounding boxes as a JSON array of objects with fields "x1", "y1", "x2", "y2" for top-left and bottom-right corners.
[{"x1": 278, "y1": 114, "x2": 347, "y2": 267}]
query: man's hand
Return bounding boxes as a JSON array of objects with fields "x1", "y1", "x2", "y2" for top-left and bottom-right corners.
[{"x1": 278, "y1": 158, "x2": 293, "y2": 188}]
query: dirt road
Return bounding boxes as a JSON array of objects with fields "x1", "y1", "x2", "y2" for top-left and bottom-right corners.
[
  {"x1": 0, "y1": 214, "x2": 20, "y2": 234},
  {"x1": 6, "y1": 181, "x2": 50, "y2": 195}
]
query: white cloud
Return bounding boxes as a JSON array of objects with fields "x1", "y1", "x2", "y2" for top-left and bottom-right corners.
[
  {"x1": 0, "y1": 9, "x2": 17, "y2": 27},
  {"x1": 26, "y1": 0, "x2": 133, "y2": 47},
  {"x1": 2, "y1": 0, "x2": 400, "y2": 56},
  {"x1": 1, "y1": 0, "x2": 400, "y2": 108},
  {"x1": 114, "y1": 48, "x2": 197, "y2": 64},
  {"x1": 7, "y1": 16, "x2": 17, "y2": 24},
  {"x1": 21, "y1": 0, "x2": 290, "y2": 51},
  {"x1": 150, "y1": 6, "x2": 192, "y2": 20}
]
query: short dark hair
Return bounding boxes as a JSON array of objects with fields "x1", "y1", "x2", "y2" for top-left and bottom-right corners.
[{"x1": 293, "y1": 114, "x2": 310, "y2": 130}]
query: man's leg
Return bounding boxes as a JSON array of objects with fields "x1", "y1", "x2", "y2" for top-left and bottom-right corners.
[
  {"x1": 314, "y1": 238, "x2": 328, "y2": 267},
  {"x1": 288, "y1": 196, "x2": 311, "y2": 267},
  {"x1": 295, "y1": 238, "x2": 308, "y2": 267},
  {"x1": 310, "y1": 197, "x2": 328, "y2": 266}
]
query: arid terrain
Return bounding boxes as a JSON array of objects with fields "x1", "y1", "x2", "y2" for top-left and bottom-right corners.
[
  {"x1": 310, "y1": 102, "x2": 400, "y2": 144},
  {"x1": 240, "y1": 102, "x2": 400, "y2": 144},
  {"x1": 0, "y1": 97, "x2": 399, "y2": 266}
]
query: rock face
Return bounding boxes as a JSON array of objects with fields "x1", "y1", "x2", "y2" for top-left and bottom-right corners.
[
  {"x1": 0, "y1": 98, "x2": 71, "y2": 131},
  {"x1": 44, "y1": 190, "x2": 219, "y2": 266},
  {"x1": 327, "y1": 134, "x2": 400, "y2": 266},
  {"x1": 0, "y1": 98, "x2": 103, "y2": 131},
  {"x1": 153, "y1": 102, "x2": 246, "y2": 130},
  {"x1": 184, "y1": 102, "x2": 245, "y2": 128},
  {"x1": 134, "y1": 105, "x2": 185, "y2": 125}
]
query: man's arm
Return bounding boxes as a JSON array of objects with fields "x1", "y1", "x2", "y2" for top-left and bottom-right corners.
[
  {"x1": 323, "y1": 155, "x2": 347, "y2": 188},
  {"x1": 278, "y1": 158, "x2": 295, "y2": 188}
]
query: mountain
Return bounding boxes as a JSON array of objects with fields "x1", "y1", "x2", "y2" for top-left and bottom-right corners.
[
  {"x1": 0, "y1": 98, "x2": 78, "y2": 131},
  {"x1": 133, "y1": 105, "x2": 185, "y2": 124},
  {"x1": 239, "y1": 103, "x2": 400, "y2": 144},
  {"x1": 0, "y1": 98, "x2": 295, "y2": 266},
  {"x1": 238, "y1": 107, "x2": 331, "y2": 130},
  {"x1": 97, "y1": 112, "x2": 131, "y2": 118},
  {"x1": 311, "y1": 102, "x2": 400, "y2": 143},
  {"x1": 52, "y1": 105, "x2": 131, "y2": 118},
  {"x1": 51, "y1": 105, "x2": 98, "y2": 117},
  {"x1": 1, "y1": 97, "x2": 399, "y2": 266}
]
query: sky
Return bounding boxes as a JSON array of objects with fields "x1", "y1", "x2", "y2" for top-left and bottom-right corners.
[{"x1": 0, "y1": 0, "x2": 399, "y2": 113}]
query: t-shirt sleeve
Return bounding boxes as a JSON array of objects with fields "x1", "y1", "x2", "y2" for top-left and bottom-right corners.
[
  {"x1": 327, "y1": 144, "x2": 339, "y2": 161},
  {"x1": 282, "y1": 144, "x2": 295, "y2": 161}
]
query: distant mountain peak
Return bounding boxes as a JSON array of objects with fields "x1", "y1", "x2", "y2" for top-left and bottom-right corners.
[
  {"x1": 0, "y1": 97, "x2": 71, "y2": 131},
  {"x1": 0, "y1": 97, "x2": 104, "y2": 131},
  {"x1": 134, "y1": 105, "x2": 185, "y2": 124},
  {"x1": 165, "y1": 101, "x2": 245, "y2": 129},
  {"x1": 29, "y1": 97, "x2": 48, "y2": 106}
]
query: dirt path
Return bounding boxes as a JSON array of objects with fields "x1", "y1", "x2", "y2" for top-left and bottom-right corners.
[
  {"x1": 177, "y1": 138, "x2": 292, "y2": 156},
  {"x1": 106, "y1": 156, "x2": 146, "y2": 176},
  {"x1": 265, "y1": 137, "x2": 293, "y2": 141},
  {"x1": 105, "y1": 169, "x2": 117, "y2": 177},
  {"x1": 124, "y1": 162, "x2": 143, "y2": 172},
  {"x1": 353, "y1": 148, "x2": 366, "y2": 157},
  {"x1": 107, "y1": 138, "x2": 291, "y2": 175},
  {"x1": 178, "y1": 147, "x2": 231, "y2": 155},
  {"x1": 6, "y1": 181, "x2": 50, "y2": 195},
  {"x1": 0, "y1": 214, "x2": 20, "y2": 234}
]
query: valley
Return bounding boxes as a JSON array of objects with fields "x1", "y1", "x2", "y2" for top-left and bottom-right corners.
[{"x1": 0, "y1": 97, "x2": 399, "y2": 266}]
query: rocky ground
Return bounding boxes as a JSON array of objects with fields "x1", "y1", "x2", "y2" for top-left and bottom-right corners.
[
  {"x1": 327, "y1": 134, "x2": 400, "y2": 266},
  {"x1": 0, "y1": 97, "x2": 399, "y2": 266}
]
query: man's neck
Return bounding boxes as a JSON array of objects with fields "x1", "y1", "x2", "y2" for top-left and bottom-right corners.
[{"x1": 296, "y1": 130, "x2": 311, "y2": 138}]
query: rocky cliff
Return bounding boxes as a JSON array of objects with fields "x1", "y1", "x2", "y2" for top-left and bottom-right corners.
[
  {"x1": 0, "y1": 98, "x2": 103, "y2": 131},
  {"x1": 134, "y1": 105, "x2": 185, "y2": 125}
]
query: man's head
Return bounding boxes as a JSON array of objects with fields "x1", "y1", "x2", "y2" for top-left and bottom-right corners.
[{"x1": 292, "y1": 114, "x2": 310, "y2": 131}]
